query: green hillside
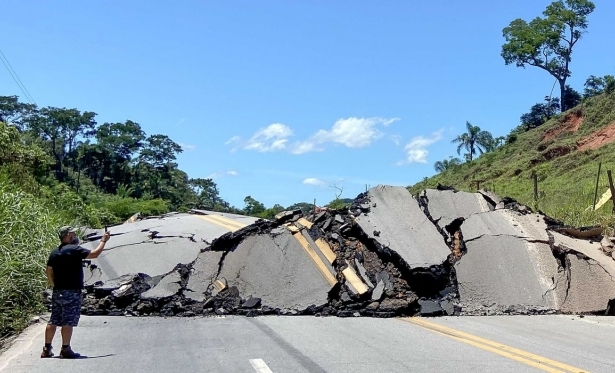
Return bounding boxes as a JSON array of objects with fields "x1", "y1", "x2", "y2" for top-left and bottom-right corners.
[{"x1": 409, "y1": 91, "x2": 615, "y2": 229}]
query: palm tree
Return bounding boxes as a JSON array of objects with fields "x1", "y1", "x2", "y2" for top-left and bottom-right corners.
[{"x1": 451, "y1": 122, "x2": 494, "y2": 161}]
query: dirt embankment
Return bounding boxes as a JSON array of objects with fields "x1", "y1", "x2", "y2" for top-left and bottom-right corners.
[
  {"x1": 578, "y1": 120, "x2": 615, "y2": 151},
  {"x1": 543, "y1": 112, "x2": 583, "y2": 142}
]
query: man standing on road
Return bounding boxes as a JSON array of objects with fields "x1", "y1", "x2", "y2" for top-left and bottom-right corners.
[{"x1": 41, "y1": 226, "x2": 110, "y2": 359}]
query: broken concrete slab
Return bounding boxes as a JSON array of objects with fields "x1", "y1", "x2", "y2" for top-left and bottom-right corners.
[
  {"x1": 455, "y1": 208, "x2": 563, "y2": 313},
  {"x1": 549, "y1": 231, "x2": 615, "y2": 313},
  {"x1": 456, "y1": 235, "x2": 552, "y2": 312},
  {"x1": 478, "y1": 189, "x2": 504, "y2": 209},
  {"x1": 561, "y1": 255, "x2": 615, "y2": 314},
  {"x1": 185, "y1": 250, "x2": 224, "y2": 302},
  {"x1": 141, "y1": 269, "x2": 182, "y2": 300},
  {"x1": 217, "y1": 229, "x2": 333, "y2": 311},
  {"x1": 355, "y1": 185, "x2": 451, "y2": 270},
  {"x1": 423, "y1": 189, "x2": 491, "y2": 230},
  {"x1": 82, "y1": 213, "x2": 257, "y2": 284},
  {"x1": 550, "y1": 232, "x2": 615, "y2": 275}
]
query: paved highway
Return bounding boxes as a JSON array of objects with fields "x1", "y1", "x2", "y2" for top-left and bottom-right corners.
[{"x1": 2, "y1": 315, "x2": 613, "y2": 372}]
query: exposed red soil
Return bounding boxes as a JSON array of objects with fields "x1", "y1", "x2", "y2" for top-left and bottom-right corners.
[
  {"x1": 543, "y1": 145, "x2": 575, "y2": 160},
  {"x1": 577, "y1": 120, "x2": 615, "y2": 151},
  {"x1": 543, "y1": 112, "x2": 583, "y2": 141}
]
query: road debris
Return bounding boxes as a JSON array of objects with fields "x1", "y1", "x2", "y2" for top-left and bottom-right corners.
[{"x1": 70, "y1": 186, "x2": 615, "y2": 318}]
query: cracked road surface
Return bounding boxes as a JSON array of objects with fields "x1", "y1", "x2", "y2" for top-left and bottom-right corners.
[
  {"x1": 2, "y1": 315, "x2": 613, "y2": 372},
  {"x1": 82, "y1": 211, "x2": 258, "y2": 284}
]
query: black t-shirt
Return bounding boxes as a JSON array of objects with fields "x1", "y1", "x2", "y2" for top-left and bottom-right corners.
[{"x1": 46, "y1": 244, "x2": 92, "y2": 290}]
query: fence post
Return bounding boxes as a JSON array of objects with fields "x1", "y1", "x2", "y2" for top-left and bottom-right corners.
[
  {"x1": 532, "y1": 172, "x2": 538, "y2": 202},
  {"x1": 593, "y1": 162, "x2": 602, "y2": 210},
  {"x1": 313, "y1": 198, "x2": 316, "y2": 215},
  {"x1": 607, "y1": 170, "x2": 615, "y2": 214}
]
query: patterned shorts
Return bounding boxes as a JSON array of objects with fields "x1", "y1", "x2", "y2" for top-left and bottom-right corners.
[{"x1": 49, "y1": 290, "x2": 83, "y2": 326}]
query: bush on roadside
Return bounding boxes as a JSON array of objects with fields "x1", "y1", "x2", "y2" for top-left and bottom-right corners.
[{"x1": 0, "y1": 182, "x2": 61, "y2": 339}]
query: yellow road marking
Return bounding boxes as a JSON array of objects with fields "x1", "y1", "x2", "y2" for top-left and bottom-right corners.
[
  {"x1": 315, "y1": 238, "x2": 336, "y2": 264},
  {"x1": 284, "y1": 223, "x2": 300, "y2": 233},
  {"x1": 292, "y1": 232, "x2": 337, "y2": 286},
  {"x1": 204, "y1": 214, "x2": 247, "y2": 229},
  {"x1": 296, "y1": 218, "x2": 314, "y2": 229},
  {"x1": 342, "y1": 266, "x2": 369, "y2": 295},
  {"x1": 400, "y1": 318, "x2": 589, "y2": 373},
  {"x1": 197, "y1": 215, "x2": 246, "y2": 232}
]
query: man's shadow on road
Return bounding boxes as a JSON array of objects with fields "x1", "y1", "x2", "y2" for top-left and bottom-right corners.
[{"x1": 52, "y1": 354, "x2": 115, "y2": 359}]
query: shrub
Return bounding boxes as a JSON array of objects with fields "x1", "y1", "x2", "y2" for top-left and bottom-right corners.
[{"x1": 0, "y1": 182, "x2": 60, "y2": 338}]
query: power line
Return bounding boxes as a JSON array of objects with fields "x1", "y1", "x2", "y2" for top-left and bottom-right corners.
[{"x1": 0, "y1": 48, "x2": 36, "y2": 105}]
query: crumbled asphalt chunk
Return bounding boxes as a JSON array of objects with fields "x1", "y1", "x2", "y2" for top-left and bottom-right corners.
[
  {"x1": 418, "y1": 299, "x2": 444, "y2": 316},
  {"x1": 242, "y1": 297, "x2": 261, "y2": 309},
  {"x1": 376, "y1": 271, "x2": 393, "y2": 291},
  {"x1": 371, "y1": 280, "x2": 385, "y2": 301},
  {"x1": 354, "y1": 258, "x2": 375, "y2": 288}
]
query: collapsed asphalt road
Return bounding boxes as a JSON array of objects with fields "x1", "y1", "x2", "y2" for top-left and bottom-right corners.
[{"x1": 63, "y1": 186, "x2": 615, "y2": 318}]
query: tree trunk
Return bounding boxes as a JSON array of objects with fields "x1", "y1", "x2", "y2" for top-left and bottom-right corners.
[{"x1": 559, "y1": 79, "x2": 566, "y2": 111}]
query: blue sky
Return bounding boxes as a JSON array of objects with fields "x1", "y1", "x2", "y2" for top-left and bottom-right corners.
[{"x1": 2, "y1": 0, "x2": 614, "y2": 209}]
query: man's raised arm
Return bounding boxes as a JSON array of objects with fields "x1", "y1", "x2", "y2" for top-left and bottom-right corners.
[{"x1": 86, "y1": 231, "x2": 111, "y2": 259}]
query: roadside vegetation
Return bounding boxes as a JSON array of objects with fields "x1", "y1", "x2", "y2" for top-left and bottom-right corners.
[
  {"x1": 412, "y1": 0, "x2": 615, "y2": 230},
  {"x1": 410, "y1": 90, "x2": 615, "y2": 229}
]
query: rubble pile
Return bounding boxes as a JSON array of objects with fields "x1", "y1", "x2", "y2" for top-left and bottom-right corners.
[{"x1": 65, "y1": 185, "x2": 615, "y2": 318}]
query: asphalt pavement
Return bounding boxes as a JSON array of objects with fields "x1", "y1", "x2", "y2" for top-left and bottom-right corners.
[{"x1": 2, "y1": 315, "x2": 612, "y2": 373}]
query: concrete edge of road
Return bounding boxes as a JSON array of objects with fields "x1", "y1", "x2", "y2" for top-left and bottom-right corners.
[{"x1": 0, "y1": 319, "x2": 47, "y2": 371}]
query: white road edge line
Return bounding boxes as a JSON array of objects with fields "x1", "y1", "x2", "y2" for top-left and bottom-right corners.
[
  {"x1": 0, "y1": 322, "x2": 46, "y2": 371},
  {"x1": 250, "y1": 358, "x2": 274, "y2": 373}
]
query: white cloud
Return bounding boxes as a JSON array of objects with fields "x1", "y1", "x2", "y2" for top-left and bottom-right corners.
[
  {"x1": 207, "y1": 170, "x2": 239, "y2": 179},
  {"x1": 178, "y1": 143, "x2": 196, "y2": 150},
  {"x1": 244, "y1": 123, "x2": 293, "y2": 152},
  {"x1": 206, "y1": 172, "x2": 221, "y2": 179},
  {"x1": 398, "y1": 130, "x2": 444, "y2": 165},
  {"x1": 291, "y1": 141, "x2": 324, "y2": 155},
  {"x1": 302, "y1": 177, "x2": 326, "y2": 186},
  {"x1": 390, "y1": 135, "x2": 402, "y2": 146},
  {"x1": 291, "y1": 117, "x2": 400, "y2": 154},
  {"x1": 225, "y1": 136, "x2": 240, "y2": 145}
]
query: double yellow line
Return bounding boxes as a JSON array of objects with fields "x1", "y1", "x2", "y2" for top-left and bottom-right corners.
[
  {"x1": 197, "y1": 214, "x2": 247, "y2": 232},
  {"x1": 401, "y1": 318, "x2": 588, "y2": 373},
  {"x1": 292, "y1": 232, "x2": 337, "y2": 286}
]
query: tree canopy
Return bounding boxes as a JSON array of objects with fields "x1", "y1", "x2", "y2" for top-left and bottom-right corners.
[{"x1": 501, "y1": 0, "x2": 595, "y2": 111}]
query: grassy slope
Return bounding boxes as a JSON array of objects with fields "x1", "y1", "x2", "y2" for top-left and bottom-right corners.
[{"x1": 409, "y1": 91, "x2": 615, "y2": 228}]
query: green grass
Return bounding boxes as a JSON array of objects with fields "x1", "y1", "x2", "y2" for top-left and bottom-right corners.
[
  {"x1": 0, "y1": 181, "x2": 62, "y2": 340},
  {"x1": 409, "y1": 91, "x2": 615, "y2": 229}
]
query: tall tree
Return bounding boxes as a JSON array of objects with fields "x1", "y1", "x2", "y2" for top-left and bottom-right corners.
[
  {"x1": 451, "y1": 122, "x2": 494, "y2": 162},
  {"x1": 501, "y1": 0, "x2": 595, "y2": 111},
  {"x1": 562, "y1": 85, "x2": 582, "y2": 110},
  {"x1": 0, "y1": 96, "x2": 37, "y2": 131},
  {"x1": 520, "y1": 97, "x2": 560, "y2": 131},
  {"x1": 28, "y1": 107, "x2": 97, "y2": 180},
  {"x1": 79, "y1": 121, "x2": 146, "y2": 193},
  {"x1": 243, "y1": 196, "x2": 266, "y2": 216},
  {"x1": 189, "y1": 178, "x2": 220, "y2": 209},
  {"x1": 138, "y1": 134, "x2": 183, "y2": 168},
  {"x1": 583, "y1": 75, "x2": 615, "y2": 98}
]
